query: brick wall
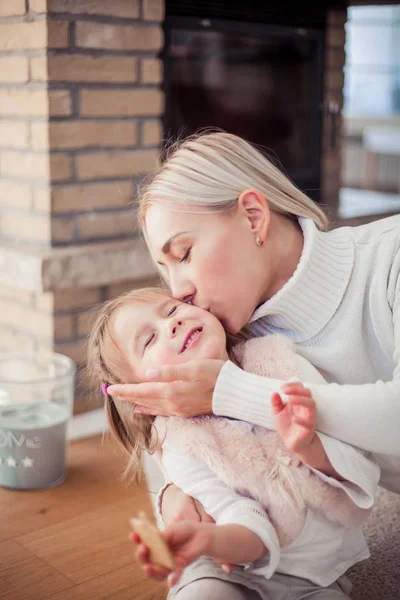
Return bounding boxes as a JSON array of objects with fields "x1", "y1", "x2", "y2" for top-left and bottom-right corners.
[
  {"x1": 0, "y1": 0, "x2": 163, "y2": 413},
  {"x1": 321, "y1": 8, "x2": 347, "y2": 223}
]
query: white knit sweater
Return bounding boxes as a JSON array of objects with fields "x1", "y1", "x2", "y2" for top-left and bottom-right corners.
[{"x1": 214, "y1": 215, "x2": 400, "y2": 490}]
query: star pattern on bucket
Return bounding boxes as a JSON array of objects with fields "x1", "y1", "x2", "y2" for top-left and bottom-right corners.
[{"x1": 0, "y1": 456, "x2": 35, "y2": 468}]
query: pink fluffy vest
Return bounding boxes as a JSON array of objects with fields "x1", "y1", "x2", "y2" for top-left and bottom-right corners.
[{"x1": 156, "y1": 335, "x2": 370, "y2": 547}]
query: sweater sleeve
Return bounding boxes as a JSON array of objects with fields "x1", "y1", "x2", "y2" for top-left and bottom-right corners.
[
  {"x1": 162, "y1": 450, "x2": 280, "y2": 577},
  {"x1": 214, "y1": 241, "x2": 400, "y2": 458},
  {"x1": 213, "y1": 365, "x2": 400, "y2": 457}
]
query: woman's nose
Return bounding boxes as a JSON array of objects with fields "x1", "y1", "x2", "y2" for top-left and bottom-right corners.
[{"x1": 170, "y1": 274, "x2": 195, "y2": 304}]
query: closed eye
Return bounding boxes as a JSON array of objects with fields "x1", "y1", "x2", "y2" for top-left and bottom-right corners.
[
  {"x1": 144, "y1": 333, "x2": 155, "y2": 350},
  {"x1": 179, "y1": 248, "x2": 191, "y2": 263},
  {"x1": 167, "y1": 305, "x2": 178, "y2": 316}
]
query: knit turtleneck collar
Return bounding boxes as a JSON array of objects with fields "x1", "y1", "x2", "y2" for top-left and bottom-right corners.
[{"x1": 249, "y1": 218, "x2": 355, "y2": 342}]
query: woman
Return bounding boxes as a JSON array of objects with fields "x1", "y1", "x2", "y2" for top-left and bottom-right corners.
[{"x1": 107, "y1": 131, "x2": 400, "y2": 527}]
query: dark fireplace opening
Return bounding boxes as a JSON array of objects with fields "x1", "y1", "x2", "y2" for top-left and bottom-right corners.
[{"x1": 163, "y1": 15, "x2": 326, "y2": 203}]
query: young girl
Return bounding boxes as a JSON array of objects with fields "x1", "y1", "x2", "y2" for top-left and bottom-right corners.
[{"x1": 87, "y1": 287, "x2": 380, "y2": 600}]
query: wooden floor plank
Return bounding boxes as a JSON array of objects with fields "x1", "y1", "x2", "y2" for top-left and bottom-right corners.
[
  {"x1": 0, "y1": 540, "x2": 73, "y2": 600},
  {"x1": 17, "y1": 497, "x2": 152, "y2": 584},
  {"x1": 37, "y1": 563, "x2": 165, "y2": 600},
  {"x1": 0, "y1": 436, "x2": 142, "y2": 543},
  {"x1": 0, "y1": 435, "x2": 163, "y2": 600}
]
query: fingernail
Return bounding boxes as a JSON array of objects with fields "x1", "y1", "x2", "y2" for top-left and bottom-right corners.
[
  {"x1": 221, "y1": 565, "x2": 230, "y2": 573},
  {"x1": 147, "y1": 369, "x2": 158, "y2": 380}
]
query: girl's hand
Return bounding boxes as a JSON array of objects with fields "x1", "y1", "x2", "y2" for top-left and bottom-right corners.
[
  {"x1": 162, "y1": 521, "x2": 215, "y2": 586},
  {"x1": 160, "y1": 486, "x2": 232, "y2": 573},
  {"x1": 131, "y1": 521, "x2": 215, "y2": 588},
  {"x1": 107, "y1": 359, "x2": 225, "y2": 417},
  {"x1": 271, "y1": 381, "x2": 316, "y2": 454}
]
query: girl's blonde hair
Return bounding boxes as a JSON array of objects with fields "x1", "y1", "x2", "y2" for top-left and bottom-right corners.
[
  {"x1": 86, "y1": 285, "x2": 248, "y2": 483},
  {"x1": 138, "y1": 130, "x2": 328, "y2": 230},
  {"x1": 86, "y1": 287, "x2": 169, "y2": 483}
]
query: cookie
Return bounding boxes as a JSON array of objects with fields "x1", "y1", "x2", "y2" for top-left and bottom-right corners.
[{"x1": 130, "y1": 512, "x2": 176, "y2": 570}]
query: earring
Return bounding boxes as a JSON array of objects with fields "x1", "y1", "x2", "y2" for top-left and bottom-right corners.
[{"x1": 255, "y1": 237, "x2": 264, "y2": 247}]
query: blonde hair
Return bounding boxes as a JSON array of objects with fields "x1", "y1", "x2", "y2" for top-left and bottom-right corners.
[
  {"x1": 86, "y1": 285, "x2": 249, "y2": 484},
  {"x1": 138, "y1": 130, "x2": 328, "y2": 230},
  {"x1": 86, "y1": 287, "x2": 169, "y2": 483}
]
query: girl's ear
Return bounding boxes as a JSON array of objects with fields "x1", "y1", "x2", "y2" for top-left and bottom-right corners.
[{"x1": 237, "y1": 189, "x2": 271, "y2": 243}]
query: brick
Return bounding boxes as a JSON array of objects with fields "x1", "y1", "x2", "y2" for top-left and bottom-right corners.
[
  {"x1": 327, "y1": 26, "x2": 345, "y2": 48},
  {"x1": 326, "y1": 48, "x2": 345, "y2": 70},
  {"x1": 0, "y1": 56, "x2": 29, "y2": 83},
  {"x1": 47, "y1": 55, "x2": 138, "y2": 83},
  {"x1": 0, "y1": 89, "x2": 48, "y2": 117},
  {"x1": 76, "y1": 312, "x2": 92, "y2": 337},
  {"x1": 143, "y1": 0, "x2": 164, "y2": 21},
  {"x1": 76, "y1": 149, "x2": 158, "y2": 179},
  {"x1": 52, "y1": 216, "x2": 75, "y2": 242},
  {"x1": 0, "y1": 21, "x2": 47, "y2": 51},
  {"x1": 52, "y1": 181, "x2": 133, "y2": 213},
  {"x1": 76, "y1": 209, "x2": 134, "y2": 240},
  {"x1": 50, "y1": 153, "x2": 73, "y2": 182},
  {"x1": 0, "y1": 151, "x2": 49, "y2": 180},
  {"x1": 0, "y1": 328, "x2": 35, "y2": 354},
  {"x1": 54, "y1": 287, "x2": 102, "y2": 312},
  {"x1": 54, "y1": 314, "x2": 74, "y2": 340},
  {"x1": 0, "y1": 180, "x2": 32, "y2": 209},
  {"x1": 106, "y1": 277, "x2": 160, "y2": 300},
  {"x1": 50, "y1": 0, "x2": 140, "y2": 18},
  {"x1": 30, "y1": 55, "x2": 48, "y2": 81},
  {"x1": 54, "y1": 340, "x2": 86, "y2": 366},
  {"x1": 0, "y1": 0, "x2": 26, "y2": 16},
  {"x1": 1, "y1": 211, "x2": 51, "y2": 244},
  {"x1": 47, "y1": 121, "x2": 137, "y2": 150},
  {"x1": 0, "y1": 285, "x2": 35, "y2": 307},
  {"x1": 325, "y1": 69, "x2": 344, "y2": 91},
  {"x1": 142, "y1": 120, "x2": 162, "y2": 147},
  {"x1": 30, "y1": 0, "x2": 48, "y2": 12},
  {"x1": 0, "y1": 121, "x2": 29, "y2": 148},
  {"x1": 49, "y1": 90, "x2": 72, "y2": 116},
  {"x1": 76, "y1": 21, "x2": 163, "y2": 52},
  {"x1": 30, "y1": 121, "x2": 49, "y2": 151},
  {"x1": 80, "y1": 89, "x2": 163, "y2": 117},
  {"x1": 32, "y1": 186, "x2": 51, "y2": 212},
  {"x1": 141, "y1": 58, "x2": 162, "y2": 84},
  {"x1": 327, "y1": 9, "x2": 346, "y2": 27},
  {"x1": 35, "y1": 292, "x2": 53, "y2": 312},
  {"x1": 0, "y1": 151, "x2": 70, "y2": 181},
  {"x1": 48, "y1": 21, "x2": 69, "y2": 48}
]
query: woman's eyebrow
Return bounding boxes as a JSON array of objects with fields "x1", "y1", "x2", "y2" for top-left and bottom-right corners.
[{"x1": 161, "y1": 231, "x2": 190, "y2": 254}]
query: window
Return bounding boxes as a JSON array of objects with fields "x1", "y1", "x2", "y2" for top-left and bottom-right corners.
[{"x1": 344, "y1": 6, "x2": 400, "y2": 117}]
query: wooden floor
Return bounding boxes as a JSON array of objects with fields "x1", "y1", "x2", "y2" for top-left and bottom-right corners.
[{"x1": 0, "y1": 435, "x2": 166, "y2": 600}]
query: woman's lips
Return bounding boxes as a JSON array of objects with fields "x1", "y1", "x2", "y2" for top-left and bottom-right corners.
[{"x1": 180, "y1": 327, "x2": 203, "y2": 353}]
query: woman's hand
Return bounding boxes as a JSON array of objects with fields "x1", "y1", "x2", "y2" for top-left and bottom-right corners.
[
  {"x1": 271, "y1": 381, "x2": 316, "y2": 454},
  {"x1": 107, "y1": 359, "x2": 226, "y2": 417}
]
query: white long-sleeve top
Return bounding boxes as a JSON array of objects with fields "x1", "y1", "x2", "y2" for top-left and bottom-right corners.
[
  {"x1": 214, "y1": 215, "x2": 400, "y2": 490},
  {"x1": 161, "y1": 427, "x2": 379, "y2": 586}
]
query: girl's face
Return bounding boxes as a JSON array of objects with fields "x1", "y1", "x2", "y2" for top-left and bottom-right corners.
[
  {"x1": 109, "y1": 296, "x2": 228, "y2": 382},
  {"x1": 144, "y1": 202, "x2": 271, "y2": 334}
]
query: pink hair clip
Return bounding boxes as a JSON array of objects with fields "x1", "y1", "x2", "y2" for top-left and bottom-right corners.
[{"x1": 101, "y1": 382, "x2": 109, "y2": 396}]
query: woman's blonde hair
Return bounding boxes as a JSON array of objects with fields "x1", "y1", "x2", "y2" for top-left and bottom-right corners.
[
  {"x1": 86, "y1": 285, "x2": 249, "y2": 484},
  {"x1": 138, "y1": 130, "x2": 328, "y2": 230}
]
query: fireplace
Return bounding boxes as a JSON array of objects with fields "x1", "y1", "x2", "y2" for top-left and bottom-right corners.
[
  {"x1": 0, "y1": 0, "x2": 347, "y2": 415},
  {"x1": 163, "y1": 17, "x2": 325, "y2": 203}
]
